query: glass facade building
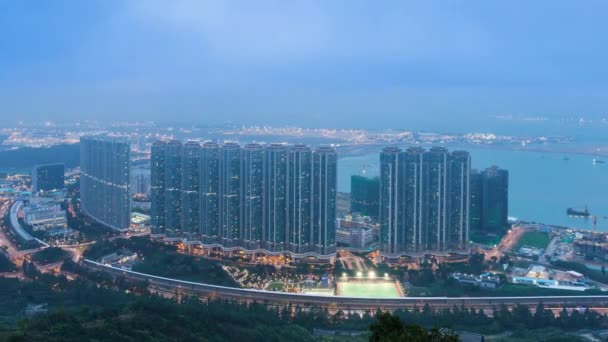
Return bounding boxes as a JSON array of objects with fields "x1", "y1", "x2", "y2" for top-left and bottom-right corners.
[
  {"x1": 350, "y1": 175, "x2": 379, "y2": 219},
  {"x1": 32, "y1": 163, "x2": 65, "y2": 192},
  {"x1": 469, "y1": 170, "x2": 483, "y2": 232},
  {"x1": 480, "y1": 166, "x2": 509, "y2": 233}
]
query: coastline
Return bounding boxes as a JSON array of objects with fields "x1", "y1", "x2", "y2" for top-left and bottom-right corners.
[{"x1": 335, "y1": 141, "x2": 608, "y2": 158}]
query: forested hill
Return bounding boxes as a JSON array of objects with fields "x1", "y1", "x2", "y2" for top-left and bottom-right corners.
[{"x1": 0, "y1": 144, "x2": 79, "y2": 170}]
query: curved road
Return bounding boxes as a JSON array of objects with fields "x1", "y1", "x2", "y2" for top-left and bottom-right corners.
[{"x1": 85, "y1": 259, "x2": 608, "y2": 311}]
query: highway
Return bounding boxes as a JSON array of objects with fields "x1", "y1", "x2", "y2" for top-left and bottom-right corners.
[
  {"x1": 85, "y1": 259, "x2": 608, "y2": 311},
  {"x1": 9, "y1": 201, "x2": 34, "y2": 242},
  {"x1": 0, "y1": 201, "x2": 19, "y2": 257},
  {"x1": 0, "y1": 200, "x2": 48, "y2": 261}
]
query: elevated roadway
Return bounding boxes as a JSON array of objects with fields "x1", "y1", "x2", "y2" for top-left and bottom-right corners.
[{"x1": 85, "y1": 259, "x2": 608, "y2": 311}]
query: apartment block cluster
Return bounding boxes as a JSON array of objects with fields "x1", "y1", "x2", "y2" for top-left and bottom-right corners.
[
  {"x1": 150, "y1": 141, "x2": 338, "y2": 260},
  {"x1": 379, "y1": 147, "x2": 472, "y2": 259},
  {"x1": 77, "y1": 134, "x2": 508, "y2": 264}
]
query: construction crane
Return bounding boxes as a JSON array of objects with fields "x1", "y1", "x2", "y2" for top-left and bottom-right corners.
[
  {"x1": 567, "y1": 206, "x2": 608, "y2": 232},
  {"x1": 592, "y1": 215, "x2": 608, "y2": 232}
]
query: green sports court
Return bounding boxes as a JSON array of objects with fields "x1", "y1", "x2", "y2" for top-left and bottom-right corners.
[{"x1": 336, "y1": 280, "x2": 404, "y2": 298}]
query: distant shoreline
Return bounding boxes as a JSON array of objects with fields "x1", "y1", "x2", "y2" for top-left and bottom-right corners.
[{"x1": 336, "y1": 142, "x2": 608, "y2": 159}]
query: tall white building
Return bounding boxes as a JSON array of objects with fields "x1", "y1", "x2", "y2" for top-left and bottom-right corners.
[{"x1": 80, "y1": 135, "x2": 131, "y2": 231}]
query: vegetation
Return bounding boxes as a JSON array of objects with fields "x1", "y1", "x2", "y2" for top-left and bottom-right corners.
[
  {"x1": 31, "y1": 247, "x2": 69, "y2": 265},
  {"x1": 369, "y1": 312, "x2": 458, "y2": 341},
  {"x1": 1, "y1": 263, "x2": 313, "y2": 341},
  {"x1": 515, "y1": 231, "x2": 551, "y2": 250},
  {"x1": 6, "y1": 299, "x2": 314, "y2": 341},
  {"x1": 406, "y1": 253, "x2": 487, "y2": 288},
  {"x1": 0, "y1": 257, "x2": 606, "y2": 341},
  {"x1": 409, "y1": 281, "x2": 604, "y2": 298},
  {"x1": 66, "y1": 181, "x2": 119, "y2": 241},
  {"x1": 387, "y1": 302, "x2": 605, "y2": 335},
  {"x1": 0, "y1": 261, "x2": 135, "y2": 332},
  {"x1": 0, "y1": 253, "x2": 15, "y2": 273},
  {"x1": 491, "y1": 327, "x2": 584, "y2": 342},
  {"x1": 85, "y1": 237, "x2": 237, "y2": 286}
]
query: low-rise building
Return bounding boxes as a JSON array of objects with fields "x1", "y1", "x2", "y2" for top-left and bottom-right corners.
[
  {"x1": 336, "y1": 226, "x2": 374, "y2": 249},
  {"x1": 23, "y1": 204, "x2": 67, "y2": 231},
  {"x1": 451, "y1": 272, "x2": 503, "y2": 289},
  {"x1": 509, "y1": 264, "x2": 590, "y2": 291},
  {"x1": 100, "y1": 250, "x2": 138, "y2": 267},
  {"x1": 131, "y1": 212, "x2": 151, "y2": 227}
]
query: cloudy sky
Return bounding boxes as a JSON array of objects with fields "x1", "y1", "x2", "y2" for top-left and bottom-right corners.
[{"x1": 1, "y1": 1, "x2": 608, "y2": 130}]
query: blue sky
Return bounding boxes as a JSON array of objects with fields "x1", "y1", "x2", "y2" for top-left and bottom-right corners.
[{"x1": 1, "y1": 1, "x2": 608, "y2": 130}]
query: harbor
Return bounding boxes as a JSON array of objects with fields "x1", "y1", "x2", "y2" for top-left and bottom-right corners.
[{"x1": 339, "y1": 146, "x2": 608, "y2": 232}]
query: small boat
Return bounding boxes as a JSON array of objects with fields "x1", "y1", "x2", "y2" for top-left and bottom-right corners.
[{"x1": 593, "y1": 158, "x2": 605, "y2": 164}]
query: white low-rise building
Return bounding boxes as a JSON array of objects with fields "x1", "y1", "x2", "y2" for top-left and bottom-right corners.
[
  {"x1": 336, "y1": 226, "x2": 374, "y2": 249},
  {"x1": 24, "y1": 204, "x2": 68, "y2": 231}
]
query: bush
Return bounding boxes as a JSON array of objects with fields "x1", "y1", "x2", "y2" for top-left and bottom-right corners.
[
  {"x1": 0, "y1": 253, "x2": 15, "y2": 273},
  {"x1": 31, "y1": 247, "x2": 69, "y2": 265}
]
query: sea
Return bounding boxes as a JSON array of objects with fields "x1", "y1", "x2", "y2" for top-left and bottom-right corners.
[{"x1": 339, "y1": 146, "x2": 608, "y2": 232}]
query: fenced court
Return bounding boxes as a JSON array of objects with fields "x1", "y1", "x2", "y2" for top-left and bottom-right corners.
[{"x1": 336, "y1": 278, "x2": 404, "y2": 298}]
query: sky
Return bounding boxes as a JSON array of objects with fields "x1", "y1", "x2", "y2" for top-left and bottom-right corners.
[{"x1": 1, "y1": 1, "x2": 608, "y2": 131}]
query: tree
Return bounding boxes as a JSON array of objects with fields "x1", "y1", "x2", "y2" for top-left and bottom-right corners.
[
  {"x1": 369, "y1": 312, "x2": 459, "y2": 342},
  {"x1": 499, "y1": 255, "x2": 511, "y2": 267},
  {"x1": 370, "y1": 312, "x2": 404, "y2": 341},
  {"x1": 468, "y1": 253, "x2": 486, "y2": 274},
  {"x1": 436, "y1": 263, "x2": 451, "y2": 281},
  {"x1": 533, "y1": 302, "x2": 553, "y2": 328},
  {"x1": 512, "y1": 304, "x2": 532, "y2": 326}
]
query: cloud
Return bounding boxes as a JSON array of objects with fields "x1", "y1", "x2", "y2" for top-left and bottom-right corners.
[
  {"x1": 124, "y1": 1, "x2": 492, "y2": 64},
  {"x1": 125, "y1": 1, "x2": 335, "y2": 62}
]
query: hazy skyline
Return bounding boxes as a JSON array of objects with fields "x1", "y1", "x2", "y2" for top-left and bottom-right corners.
[{"x1": 2, "y1": 1, "x2": 608, "y2": 130}]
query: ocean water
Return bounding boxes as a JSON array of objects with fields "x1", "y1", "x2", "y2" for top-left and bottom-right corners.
[{"x1": 338, "y1": 147, "x2": 608, "y2": 231}]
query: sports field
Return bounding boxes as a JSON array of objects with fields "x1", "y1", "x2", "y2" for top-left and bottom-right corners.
[
  {"x1": 336, "y1": 281, "x2": 404, "y2": 298},
  {"x1": 515, "y1": 231, "x2": 551, "y2": 250}
]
